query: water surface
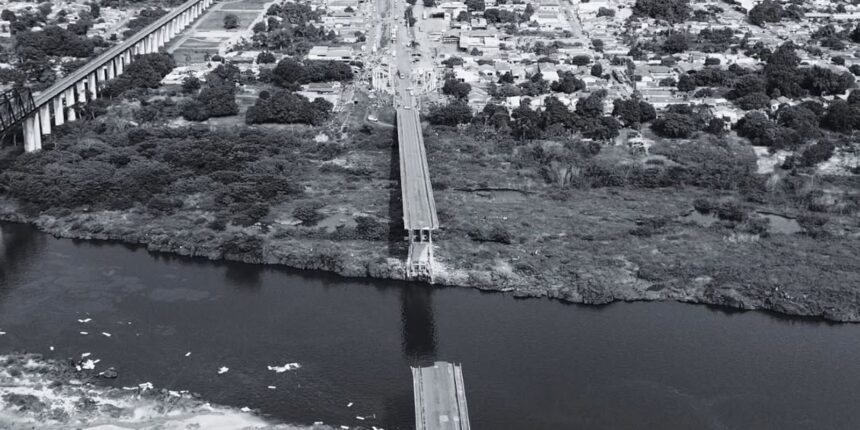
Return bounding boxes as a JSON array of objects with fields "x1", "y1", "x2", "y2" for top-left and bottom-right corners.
[{"x1": 0, "y1": 222, "x2": 858, "y2": 429}]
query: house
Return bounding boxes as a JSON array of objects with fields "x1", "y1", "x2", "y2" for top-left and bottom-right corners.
[
  {"x1": 459, "y1": 30, "x2": 500, "y2": 54},
  {"x1": 307, "y1": 46, "x2": 355, "y2": 61}
]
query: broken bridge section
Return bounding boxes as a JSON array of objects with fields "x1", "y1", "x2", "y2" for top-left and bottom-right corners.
[{"x1": 396, "y1": 108, "x2": 438, "y2": 281}]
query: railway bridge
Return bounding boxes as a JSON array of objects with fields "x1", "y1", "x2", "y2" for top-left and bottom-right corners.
[{"x1": 3, "y1": 0, "x2": 214, "y2": 152}]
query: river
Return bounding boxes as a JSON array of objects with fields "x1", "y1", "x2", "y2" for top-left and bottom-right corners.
[{"x1": 0, "y1": 222, "x2": 859, "y2": 429}]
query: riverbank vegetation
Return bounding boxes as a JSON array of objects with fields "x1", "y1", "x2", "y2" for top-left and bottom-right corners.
[{"x1": 422, "y1": 116, "x2": 860, "y2": 320}]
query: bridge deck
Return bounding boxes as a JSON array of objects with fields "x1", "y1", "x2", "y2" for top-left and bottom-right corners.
[
  {"x1": 33, "y1": 0, "x2": 204, "y2": 107},
  {"x1": 396, "y1": 108, "x2": 438, "y2": 231},
  {"x1": 412, "y1": 362, "x2": 471, "y2": 430}
]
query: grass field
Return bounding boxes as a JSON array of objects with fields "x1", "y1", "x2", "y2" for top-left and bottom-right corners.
[{"x1": 196, "y1": 10, "x2": 261, "y2": 31}]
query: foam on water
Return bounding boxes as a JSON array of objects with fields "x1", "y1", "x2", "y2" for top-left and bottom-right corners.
[{"x1": 0, "y1": 354, "x2": 341, "y2": 430}]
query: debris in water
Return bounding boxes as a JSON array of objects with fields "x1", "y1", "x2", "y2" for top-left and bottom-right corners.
[
  {"x1": 217, "y1": 366, "x2": 229, "y2": 374},
  {"x1": 101, "y1": 332, "x2": 111, "y2": 337},
  {"x1": 347, "y1": 402, "x2": 353, "y2": 408},
  {"x1": 185, "y1": 352, "x2": 191, "y2": 357},
  {"x1": 0, "y1": 331, "x2": 6, "y2": 336},
  {"x1": 267, "y1": 386, "x2": 277, "y2": 390},
  {"x1": 80, "y1": 331, "x2": 89, "y2": 335},
  {"x1": 241, "y1": 407, "x2": 251, "y2": 412},
  {"x1": 267, "y1": 363, "x2": 301, "y2": 373},
  {"x1": 169, "y1": 390, "x2": 181, "y2": 397},
  {"x1": 78, "y1": 318, "x2": 92, "y2": 323},
  {"x1": 49, "y1": 346, "x2": 54, "y2": 351},
  {"x1": 357, "y1": 415, "x2": 365, "y2": 420},
  {"x1": 81, "y1": 352, "x2": 91, "y2": 358},
  {"x1": 81, "y1": 359, "x2": 99, "y2": 370},
  {"x1": 138, "y1": 382, "x2": 154, "y2": 391}
]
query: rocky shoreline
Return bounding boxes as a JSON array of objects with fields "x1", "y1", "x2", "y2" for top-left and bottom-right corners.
[{"x1": 2, "y1": 203, "x2": 859, "y2": 323}]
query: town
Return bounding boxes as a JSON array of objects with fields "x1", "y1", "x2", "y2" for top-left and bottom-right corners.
[{"x1": 0, "y1": 0, "x2": 859, "y2": 428}]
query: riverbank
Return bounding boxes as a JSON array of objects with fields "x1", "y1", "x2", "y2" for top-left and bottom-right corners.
[
  {"x1": 1, "y1": 120, "x2": 859, "y2": 322},
  {"x1": 2, "y1": 180, "x2": 860, "y2": 323},
  {"x1": 0, "y1": 354, "x2": 342, "y2": 429}
]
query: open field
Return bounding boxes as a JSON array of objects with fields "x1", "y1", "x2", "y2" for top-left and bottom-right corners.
[{"x1": 196, "y1": 10, "x2": 262, "y2": 31}]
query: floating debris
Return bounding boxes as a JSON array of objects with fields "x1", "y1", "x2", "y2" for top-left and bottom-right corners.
[
  {"x1": 139, "y1": 382, "x2": 154, "y2": 391},
  {"x1": 0, "y1": 331, "x2": 6, "y2": 336},
  {"x1": 217, "y1": 366, "x2": 229, "y2": 374},
  {"x1": 81, "y1": 359, "x2": 100, "y2": 370},
  {"x1": 347, "y1": 402, "x2": 353, "y2": 408},
  {"x1": 267, "y1": 363, "x2": 301, "y2": 373},
  {"x1": 267, "y1": 385, "x2": 277, "y2": 390},
  {"x1": 81, "y1": 352, "x2": 91, "y2": 358},
  {"x1": 185, "y1": 352, "x2": 192, "y2": 357},
  {"x1": 101, "y1": 332, "x2": 112, "y2": 337},
  {"x1": 356, "y1": 415, "x2": 365, "y2": 420},
  {"x1": 169, "y1": 390, "x2": 181, "y2": 397},
  {"x1": 80, "y1": 331, "x2": 89, "y2": 335},
  {"x1": 78, "y1": 318, "x2": 92, "y2": 323},
  {"x1": 49, "y1": 346, "x2": 54, "y2": 351}
]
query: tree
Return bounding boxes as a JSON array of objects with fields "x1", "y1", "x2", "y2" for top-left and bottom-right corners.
[
  {"x1": 632, "y1": 0, "x2": 690, "y2": 23},
  {"x1": 591, "y1": 64, "x2": 603, "y2": 78},
  {"x1": 466, "y1": 0, "x2": 485, "y2": 11},
  {"x1": 511, "y1": 101, "x2": 541, "y2": 140},
  {"x1": 181, "y1": 76, "x2": 201, "y2": 93},
  {"x1": 749, "y1": 0, "x2": 784, "y2": 26},
  {"x1": 575, "y1": 90, "x2": 607, "y2": 118},
  {"x1": 198, "y1": 82, "x2": 239, "y2": 117},
  {"x1": 423, "y1": 0, "x2": 436, "y2": 6},
  {"x1": 441, "y1": 56, "x2": 464, "y2": 67},
  {"x1": 677, "y1": 74, "x2": 695, "y2": 92},
  {"x1": 224, "y1": 14, "x2": 240, "y2": 29},
  {"x1": 442, "y1": 77, "x2": 471, "y2": 99},
  {"x1": 822, "y1": 100, "x2": 860, "y2": 134},
  {"x1": 662, "y1": 32, "x2": 689, "y2": 54},
  {"x1": 245, "y1": 90, "x2": 332, "y2": 125},
  {"x1": 613, "y1": 98, "x2": 656, "y2": 126},
  {"x1": 427, "y1": 99, "x2": 473, "y2": 126},
  {"x1": 570, "y1": 55, "x2": 591, "y2": 66},
  {"x1": 801, "y1": 67, "x2": 855, "y2": 96},
  {"x1": 729, "y1": 74, "x2": 766, "y2": 99},
  {"x1": 551, "y1": 72, "x2": 585, "y2": 93},
  {"x1": 652, "y1": 113, "x2": 697, "y2": 138},
  {"x1": 734, "y1": 92, "x2": 770, "y2": 110},
  {"x1": 1, "y1": 10, "x2": 15, "y2": 22},
  {"x1": 252, "y1": 22, "x2": 267, "y2": 33},
  {"x1": 597, "y1": 7, "x2": 615, "y2": 17},
  {"x1": 257, "y1": 51, "x2": 276, "y2": 64},
  {"x1": 705, "y1": 57, "x2": 720, "y2": 66}
]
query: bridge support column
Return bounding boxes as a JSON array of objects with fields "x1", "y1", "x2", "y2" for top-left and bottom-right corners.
[
  {"x1": 23, "y1": 114, "x2": 41, "y2": 152},
  {"x1": 39, "y1": 105, "x2": 51, "y2": 136},
  {"x1": 53, "y1": 96, "x2": 64, "y2": 126},
  {"x1": 114, "y1": 56, "x2": 123, "y2": 76},
  {"x1": 124, "y1": 50, "x2": 132, "y2": 64},
  {"x1": 76, "y1": 81, "x2": 87, "y2": 103},
  {"x1": 64, "y1": 88, "x2": 77, "y2": 122},
  {"x1": 88, "y1": 74, "x2": 98, "y2": 98},
  {"x1": 106, "y1": 62, "x2": 115, "y2": 80}
]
